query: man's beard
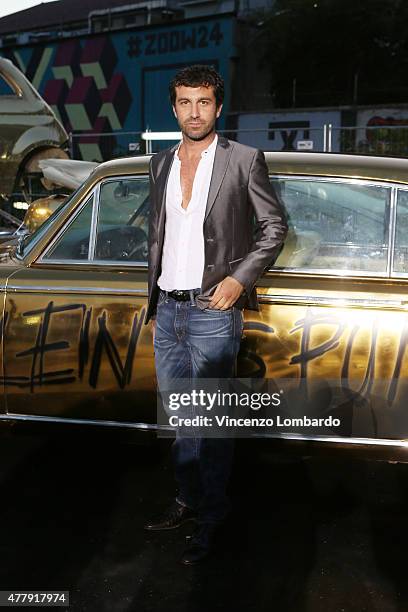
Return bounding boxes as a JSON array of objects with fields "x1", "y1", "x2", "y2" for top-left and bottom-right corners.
[{"x1": 181, "y1": 123, "x2": 215, "y2": 141}]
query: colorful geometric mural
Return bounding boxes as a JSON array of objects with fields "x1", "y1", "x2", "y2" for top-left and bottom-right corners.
[
  {"x1": 2, "y1": 16, "x2": 234, "y2": 161},
  {"x1": 12, "y1": 36, "x2": 131, "y2": 160}
]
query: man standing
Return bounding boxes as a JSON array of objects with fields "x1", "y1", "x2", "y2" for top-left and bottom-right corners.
[{"x1": 144, "y1": 65, "x2": 287, "y2": 565}]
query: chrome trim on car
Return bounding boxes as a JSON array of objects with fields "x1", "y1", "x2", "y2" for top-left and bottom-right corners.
[
  {"x1": 388, "y1": 186, "x2": 397, "y2": 275},
  {"x1": 98, "y1": 176, "x2": 149, "y2": 186},
  {"x1": 269, "y1": 268, "x2": 389, "y2": 278},
  {"x1": 6, "y1": 286, "x2": 404, "y2": 305},
  {"x1": 37, "y1": 175, "x2": 150, "y2": 267},
  {"x1": 391, "y1": 186, "x2": 408, "y2": 277},
  {"x1": 6, "y1": 284, "x2": 149, "y2": 296},
  {"x1": 270, "y1": 173, "x2": 398, "y2": 190},
  {"x1": 269, "y1": 174, "x2": 394, "y2": 278},
  {"x1": 89, "y1": 183, "x2": 99, "y2": 260},
  {"x1": 2, "y1": 413, "x2": 408, "y2": 448},
  {"x1": 258, "y1": 293, "x2": 407, "y2": 310},
  {"x1": 0, "y1": 413, "x2": 159, "y2": 430},
  {"x1": 34, "y1": 259, "x2": 148, "y2": 268},
  {"x1": 249, "y1": 432, "x2": 408, "y2": 447},
  {"x1": 0, "y1": 68, "x2": 23, "y2": 97},
  {"x1": 39, "y1": 191, "x2": 95, "y2": 262}
]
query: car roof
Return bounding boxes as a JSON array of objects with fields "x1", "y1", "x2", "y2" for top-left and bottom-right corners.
[
  {"x1": 90, "y1": 150, "x2": 408, "y2": 186},
  {"x1": 264, "y1": 151, "x2": 408, "y2": 184}
]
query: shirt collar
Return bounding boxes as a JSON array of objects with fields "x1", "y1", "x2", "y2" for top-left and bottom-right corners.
[{"x1": 175, "y1": 133, "x2": 218, "y2": 161}]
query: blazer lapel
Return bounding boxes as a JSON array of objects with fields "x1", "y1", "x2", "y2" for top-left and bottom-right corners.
[
  {"x1": 204, "y1": 135, "x2": 233, "y2": 222},
  {"x1": 156, "y1": 143, "x2": 178, "y2": 240}
]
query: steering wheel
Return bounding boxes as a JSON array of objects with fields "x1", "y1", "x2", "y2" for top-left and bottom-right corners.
[
  {"x1": 73, "y1": 226, "x2": 148, "y2": 261},
  {"x1": 96, "y1": 226, "x2": 148, "y2": 261}
]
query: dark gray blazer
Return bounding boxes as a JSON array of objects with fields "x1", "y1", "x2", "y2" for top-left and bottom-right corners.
[{"x1": 145, "y1": 135, "x2": 288, "y2": 323}]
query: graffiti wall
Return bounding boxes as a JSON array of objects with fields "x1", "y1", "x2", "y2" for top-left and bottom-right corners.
[
  {"x1": 2, "y1": 16, "x2": 234, "y2": 160},
  {"x1": 236, "y1": 107, "x2": 408, "y2": 156},
  {"x1": 355, "y1": 107, "x2": 408, "y2": 156}
]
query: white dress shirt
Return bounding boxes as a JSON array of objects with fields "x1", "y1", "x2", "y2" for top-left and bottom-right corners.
[{"x1": 157, "y1": 134, "x2": 218, "y2": 291}]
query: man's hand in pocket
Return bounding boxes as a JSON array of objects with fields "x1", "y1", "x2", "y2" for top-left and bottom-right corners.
[{"x1": 208, "y1": 276, "x2": 244, "y2": 310}]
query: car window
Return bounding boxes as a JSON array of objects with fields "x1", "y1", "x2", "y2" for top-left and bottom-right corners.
[
  {"x1": 41, "y1": 176, "x2": 149, "y2": 264},
  {"x1": 43, "y1": 195, "x2": 94, "y2": 260},
  {"x1": 22, "y1": 186, "x2": 83, "y2": 257},
  {"x1": 393, "y1": 189, "x2": 408, "y2": 274},
  {"x1": 94, "y1": 178, "x2": 149, "y2": 262},
  {"x1": 271, "y1": 177, "x2": 391, "y2": 274}
]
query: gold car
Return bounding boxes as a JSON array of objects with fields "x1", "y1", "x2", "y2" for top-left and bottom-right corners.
[{"x1": 2, "y1": 151, "x2": 408, "y2": 458}]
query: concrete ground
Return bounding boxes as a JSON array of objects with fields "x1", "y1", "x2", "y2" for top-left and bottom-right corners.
[{"x1": 0, "y1": 425, "x2": 407, "y2": 612}]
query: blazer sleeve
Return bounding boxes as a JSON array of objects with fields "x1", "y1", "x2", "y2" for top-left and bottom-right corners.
[
  {"x1": 147, "y1": 156, "x2": 156, "y2": 265},
  {"x1": 230, "y1": 149, "x2": 288, "y2": 294},
  {"x1": 147, "y1": 156, "x2": 158, "y2": 315}
]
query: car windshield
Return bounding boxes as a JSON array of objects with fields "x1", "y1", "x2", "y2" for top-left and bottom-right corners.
[{"x1": 18, "y1": 186, "x2": 83, "y2": 257}]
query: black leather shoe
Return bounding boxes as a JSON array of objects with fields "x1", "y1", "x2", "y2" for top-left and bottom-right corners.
[
  {"x1": 144, "y1": 500, "x2": 197, "y2": 531},
  {"x1": 180, "y1": 523, "x2": 218, "y2": 565}
]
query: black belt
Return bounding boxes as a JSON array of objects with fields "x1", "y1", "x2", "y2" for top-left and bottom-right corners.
[{"x1": 166, "y1": 289, "x2": 200, "y2": 302}]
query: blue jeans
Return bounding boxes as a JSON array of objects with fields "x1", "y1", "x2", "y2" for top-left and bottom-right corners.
[{"x1": 154, "y1": 289, "x2": 243, "y2": 524}]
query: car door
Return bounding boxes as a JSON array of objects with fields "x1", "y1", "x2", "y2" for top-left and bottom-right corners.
[
  {"x1": 239, "y1": 175, "x2": 408, "y2": 442},
  {"x1": 3, "y1": 175, "x2": 156, "y2": 425}
]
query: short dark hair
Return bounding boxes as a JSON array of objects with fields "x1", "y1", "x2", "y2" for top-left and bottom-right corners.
[{"x1": 169, "y1": 65, "x2": 224, "y2": 108}]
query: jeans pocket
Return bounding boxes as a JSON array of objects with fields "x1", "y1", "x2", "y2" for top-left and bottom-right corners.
[{"x1": 203, "y1": 307, "x2": 233, "y2": 315}]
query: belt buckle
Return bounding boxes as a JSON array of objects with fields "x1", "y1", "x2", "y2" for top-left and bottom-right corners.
[
  {"x1": 173, "y1": 290, "x2": 188, "y2": 301},
  {"x1": 170, "y1": 289, "x2": 200, "y2": 301}
]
